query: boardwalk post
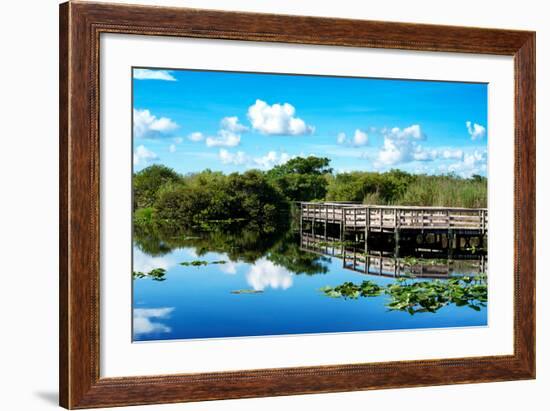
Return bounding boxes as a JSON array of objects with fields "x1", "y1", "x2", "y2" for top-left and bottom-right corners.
[
  {"x1": 324, "y1": 204, "x2": 328, "y2": 244},
  {"x1": 311, "y1": 204, "x2": 315, "y2": 238},
  {"x1": 364, "y1": 207, "x2": 370, "y2": 256},
  {"x1": 299, "y1": 203, "x2": 303, "y2": 235},
  {"x1": 394, "y1": 208, "x2": 400, "y2": 257}
]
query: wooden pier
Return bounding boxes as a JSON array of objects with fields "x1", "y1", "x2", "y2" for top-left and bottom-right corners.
[{"x1": 298, "y1": 202, "x2": 488, "y2": 256}]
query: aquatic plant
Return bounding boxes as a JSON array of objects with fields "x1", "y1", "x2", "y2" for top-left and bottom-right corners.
[
  {"x1": 320, "y1": 275, "x2": 487, "y2": 314},
  {"x1": 180, "y1": 260, "x2": 227, "y2": 267},
  {"x1": 230, "y1": 289, "x2": 264, "y2": 294},
  {"x1": 319, "y1": 280, "x2": 383, "y2": 300},
  {"x1": 132, "y1": 267, "x2": 167, "y2": 281},
  {"x1": 180, "y1": 260, "x2": 208, "y2": 266}
]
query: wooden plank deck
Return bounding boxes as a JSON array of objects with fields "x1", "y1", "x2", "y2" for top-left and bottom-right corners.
[{"x1": 299, "y1": 202, "x2": 488, "y2": 233}]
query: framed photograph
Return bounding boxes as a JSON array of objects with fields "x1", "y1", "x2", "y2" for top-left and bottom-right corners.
[{"x1": 59, "y1": 1, "x2": 535, "y2": 409}]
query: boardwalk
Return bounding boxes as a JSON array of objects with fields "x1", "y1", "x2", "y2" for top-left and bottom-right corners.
[
  {"x1": 298, "y1": 202, "x2": 488, "y2": 256},
  {"x1": 299, "y1": 202, "x2": 488, "y2": 233}
]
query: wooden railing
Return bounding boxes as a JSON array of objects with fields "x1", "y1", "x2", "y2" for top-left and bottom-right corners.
[{"x1": 299, "y1": 202, "x2": 488, "y2": 232}]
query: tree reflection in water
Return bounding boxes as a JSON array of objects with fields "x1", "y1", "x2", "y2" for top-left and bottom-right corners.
[{"x1": 133, "y1": 225, "x2": 330, "y2": 278}]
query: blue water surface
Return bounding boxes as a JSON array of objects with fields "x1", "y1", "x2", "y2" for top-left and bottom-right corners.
[{"x1": 132, "y1": 243, "x2": 487, "y2": 341}]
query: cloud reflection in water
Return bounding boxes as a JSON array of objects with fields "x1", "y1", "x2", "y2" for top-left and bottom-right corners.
[
  {"x1": 133, "y1": 307, "x2": 174, "y2": 337},
  {"x1": 246, "y1": 258, "x2": 293, "y2": 291}
]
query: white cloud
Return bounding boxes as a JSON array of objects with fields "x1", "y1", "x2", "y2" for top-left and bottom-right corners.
[
  {"x1": 133, "y1": 69, "x2": 176, "y2": 81},
  {"x1": 253, "y1": 151, "x2": 292, "y2": 169},
  {"x1": 246, "y1": 258, "x2": 293, "y2": 291},
  {"x1": 352, "y1": 129, "x2": 369, "y2": 146},
  {"x1": 133, "y1": 308, "x2": 174, "y2": 336},
  {"x1": 221, "y1": 116, "x2": 249, "y2": 132},
  {"x1": 169, "y1": 144, "x2": 176, "y2": 153},
  {"x1": 187, "y1": 132, "x2": 205, "y2": 142},
  {"x1": 447, "y1": 150, "x2": 487, "y2": 177},
  {"x1": 134, "y1": 109, "x2": 178, "y2": 139},
  {"x1": 247, "y1": 99, "x2": 314, "y2": 135},
  {"x1": 133, "y1": 145, "x2": 158, "y2": 166},
  {"x1": 218, "y1": 149, "x2": 248, "y2": 165},
  {"x1": 377, "y1": 124, "x2": 428, "y2": 166},
  {"x1": 336, "y1": 129, "x2": 368, "y2": 146},
  {"x1": 218, "y1": 149, "x2": 292, "y2": 169},
  {"x1": 206, "y1": 129, "x2": 241, "y2": 147},
  {"x1": 441, "y1": 148, "x2": 464, "y2": 160},
  {"x1": 466, "y1": 121, "x2": 486, "y2": 140}
]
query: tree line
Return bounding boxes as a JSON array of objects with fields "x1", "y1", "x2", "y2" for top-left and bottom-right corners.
[{"x1": 133, "y1": 156, "x2": 487, "y2": 233}]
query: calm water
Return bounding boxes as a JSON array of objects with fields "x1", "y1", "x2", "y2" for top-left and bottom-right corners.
[{"x1": 132, "y1": 230, "x2": 487, "y2": 341}]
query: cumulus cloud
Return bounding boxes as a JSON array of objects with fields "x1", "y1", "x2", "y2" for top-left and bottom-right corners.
[
  {"x1": 253, "y1": 151, "x2": 292, "y2": 169},
  {"x1": 447, "y1": 150, "x2": 487, "y2": 177},
  {"x1": 133, "y1": 69, "x2": 176, "y2": 81},
  {"x1": 188, "y1": 132, "x2": 205, "y2": 142},
  {"x1": 336, "y1": 129, "x2": 368, "y2": 146},
  {"x1": 218, "y1": 149, "x2": 248, "y2": 165},
  {"x1": 466, "y1": 121, "x2": 486, "y2": 140},
  {"x1": 220, "y1": 116, "x2": 249, "y2": 132},
  {"x1": 133, "y1": 145, "x2": 158, "y2": 166},
  {"x1": 134, "y1": 109, "x2": 178, "y2": 139},
  {"x1": 246, "y1": 258, "x2": 293, "y2": 291},
  {"x1": 218, "y1": 149, "x2": 292, "y2": 169},
  {"x1": 353, "y1": 129, "x2": 368, "y2": 146},
  {"x1": 377, "y1": 124, "x2": 427, "y2": 166},
  {"x1": 169, "y1": 144, "x2": 176, "y2": 153},
  {"x1": 441, "y1": 148, "x2": 464, "y2": 160},
  {"x1": 133, "y1": 308, "x2": 174, "y2": 337},
  {"x1": 206, "y1": 130, "x2": 241, "y2": 147},
  {"x1": 247, "y1": 99, "x2": 314, "y2": 135}
]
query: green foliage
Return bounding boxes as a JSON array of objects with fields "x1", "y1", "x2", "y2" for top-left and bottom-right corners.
[
  {"x1": 325, "y1": 169, "x2": 414, "y2": 204},
  {"x1": 133, "y1": 158, "x2": 487, "y2": 243},
  {"x1": 399, "y1": 174, "x2": 487, "y2": 208},
  {"x1": 133, "y1": 165, "x2": 182, "y2": 209},
  {"x1": 267, "y1": 156, "x2": 332, "y2": 201},
  {"x1": 133, "y1": 207, "x2": 155, "y2": 230},
  {"x1": 325, "y1": 169, "x2": 486, "y2": 207},
  {"x1": 268, "y1": 156, "x2": 332, "y2": 177},
  {"x1": 143, "y1": 169, "x2": 289, "y2": 232}
]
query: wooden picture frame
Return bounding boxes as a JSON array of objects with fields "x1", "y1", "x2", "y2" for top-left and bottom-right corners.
[{"x1": 59, "y1": 1, "x2": 535, "y2": 408}]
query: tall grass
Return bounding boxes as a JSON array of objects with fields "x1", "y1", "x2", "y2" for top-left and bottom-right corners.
[
  {"x1": 326, "y1": 170, "x2": 487, "y2": 208},
  {"x1": 396, "y1": 175, "x2": 487, "y2": 208}
]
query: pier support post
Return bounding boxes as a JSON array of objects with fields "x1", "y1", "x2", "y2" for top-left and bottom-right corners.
[
  {"x1": 394, "y1": 230, "x2": 400, "y2": 257},
  {"x1": 299, "y1": 204, "x2": 303, "y2": 234}
]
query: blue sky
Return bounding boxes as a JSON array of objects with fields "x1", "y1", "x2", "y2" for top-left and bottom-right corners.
[{"x1": 132, "y1": 68, "x2": 487, "y2": 177}]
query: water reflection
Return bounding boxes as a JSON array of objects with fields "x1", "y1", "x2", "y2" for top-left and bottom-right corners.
[
  {"x1": 246, "y1": 258, "x2": 294, "y2": 291},
  {"x1": 133, "y1": 307, "x2": 174, "y2": 337},
  {"x1": 132, "y1": 225, "x2": 488, "y2": 341},
  {"x1": 300, "y1": 232, "x2": 486, "y2": 279}
]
